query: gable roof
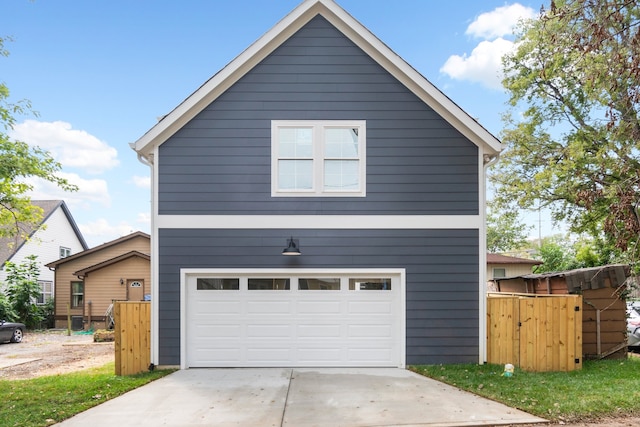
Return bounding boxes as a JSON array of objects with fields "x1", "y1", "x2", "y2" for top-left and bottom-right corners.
[
  {"x1": 45, "y1": 231, "x2": 150, "y2": 269},
  {"x1": 0, "y1": 200, "x2": 88, "y2": 266},
  {"x1": 131, "y1": 0, "x2": 502, "y2": 159},
  {"x1": 73, "y1": 250, "x2": 150, "y2": 278},
  {"x1": 487, "y1": 253, "x2": 542, "y2": 265}
]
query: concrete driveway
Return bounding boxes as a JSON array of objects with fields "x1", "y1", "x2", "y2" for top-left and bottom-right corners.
[{"x1": 55, "y1": 368, "x2": 547, "y2": 427}]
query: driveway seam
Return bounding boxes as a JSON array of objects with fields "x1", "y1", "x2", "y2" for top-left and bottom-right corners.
[{"x1": 280, "y1": 368, "x2": 294, "y2": 427}]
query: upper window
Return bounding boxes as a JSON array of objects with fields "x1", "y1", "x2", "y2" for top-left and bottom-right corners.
[
  {"x1": 60, "y1": 247, "x2": 71, "y2": 258},
  {"x1": 493, "y1": 268, "x2": 507, "y2": 279},
  {"x1": 271, "y1": 121, "x2": 366, "y2": 197}
]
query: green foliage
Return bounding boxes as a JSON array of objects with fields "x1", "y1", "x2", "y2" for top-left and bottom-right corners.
[
  {"x1": 0, "y1": 362, "x2": 174, "y2": 427},
  {"x1": 412, "y1": 358, "x2": 640, "y2": 422},
  {"x1": 0, "y1": 35, "x2": 77, "y2": 240},
  {"x1": 534, "y1": 236, "x2": 575, "y2": 273},
  {"x1": 492, "y1": 0, "x2": 640, "y2": 262},
  {"x1": 4, "y1": 254, "x2": 43, "y2": 328},
  {"x1": 486, "y1": 200, "x2": 532, "y2": 253},
  {"x1": 0, "y1": 290, "x2": 16, "y2": 321}
]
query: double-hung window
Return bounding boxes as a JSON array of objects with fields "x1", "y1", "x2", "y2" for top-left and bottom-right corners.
[{"x1": 272, "y1": 120, "x2": 366, "y2": 196}]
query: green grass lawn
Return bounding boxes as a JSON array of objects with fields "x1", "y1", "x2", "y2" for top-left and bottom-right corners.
[
  {"x1": 412, "y1": 357, "x2": 640, "y2": 422},
  {"x1": 0, "y1": 362, "x2": 173, "y2": 427}
]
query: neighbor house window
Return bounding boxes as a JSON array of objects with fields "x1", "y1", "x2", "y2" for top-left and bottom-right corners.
[
  {"x1": 493, "y1": 268, "x2": 506, "y2": 279},
  {"x1": 272, "y1": 120, "x2": 366, "y2": 197},
  {"x1": 36, "y1": 280, "x2": 53, "y2": 305},
  {"x1": 71, "y1": 281, "x2": 84, "y2": 308},
  {"x1": 60, "y1": 247, "x2": 71, "y2": 258}
]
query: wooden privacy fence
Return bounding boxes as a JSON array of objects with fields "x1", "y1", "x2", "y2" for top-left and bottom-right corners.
[
  {"x1": 487, "y1": 293, "x2": 583, "y2": 372},
  {"x1": 114, "y1": 301, "x2": 151, "y2": 376}
]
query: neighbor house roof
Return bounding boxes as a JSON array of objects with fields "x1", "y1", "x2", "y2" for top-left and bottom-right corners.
[
  {"x1": 45, "y1": 231, "x2": 150, "y2": 269},
  {"x1": 0, "y1": 200, "x2": 88, "y2": 266},
  {"x1": 131, "y1": 0, "x2": 503, "y2": 159},
  {"x1": 73, "y1": 250, "x2": 150, "y2": 278},
  {"x1": 487, "y1": 253, "x2": 543, "y2": 265}
]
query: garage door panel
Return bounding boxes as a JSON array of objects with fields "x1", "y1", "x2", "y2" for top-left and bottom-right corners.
[
  {"x1": 194, "y1": 300, "x2": 242, "y2": 314},
  {"x1": 348, "y1": 324, "x2": 392, "y2": 338},
  {"x1": 297, "y1": 323, "x2": 343, "y2": 338},
  {"x1": 246, "y1": 324, "x2": 292, "y2": 338},
  {"x1": 297, "y1": 300, "x2": 342, "y2": 314},
  {"x1": 348, "y1": 300, "x2": 393, "y2": 314},
  {"x1": 192, "y1": 324, "x2": 242, "y2": 338},
  {"x1": 247, "y1": 300, "x2": 291, "y2": 314}
]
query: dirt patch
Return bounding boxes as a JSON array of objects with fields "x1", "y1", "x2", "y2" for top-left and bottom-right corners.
[{"x1": 0, "y1": 329, "x2": 114, "y2": 380}]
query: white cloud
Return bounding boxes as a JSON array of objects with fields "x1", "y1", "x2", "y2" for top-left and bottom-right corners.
[
  {"x1": 25, "y1": 171, "x2": 111, "y2": 209},
  {"x1": 441, "y1": 3, "x2": 536, "y2": 89},
  {"x1": 440, "y1": 38, "x2": 515, "y2": 89},
  {"x1": 78, "y1": 218, "x2": 136, "y2": 247},
  {"x1": 10, "y1": 120, "x2": 119, "y2": 174},
  {"x1": 132, "y1": 175, "x2": 150, "y2": 189},
  {"x1": 137, "y1": 212, "x2": 150, "y2": 225},
  {"x1": 466, "y1": 4, "x2": 536, "y2": 39}
]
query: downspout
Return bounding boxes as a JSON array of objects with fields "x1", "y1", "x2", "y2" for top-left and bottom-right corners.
[{"x1": 480, "y1": 152, "x2": 500, "y2": 364}]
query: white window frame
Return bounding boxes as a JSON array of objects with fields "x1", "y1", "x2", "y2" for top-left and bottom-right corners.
[
  {"x1": 36, "y1": 280, "x2": 53, "y2": 305},
  {"x1": 271, "y1": 120, "x2": 366, "y2": 197},
  {"x1": 60, "y1": 246, "x2": 71, "y2": 258}
]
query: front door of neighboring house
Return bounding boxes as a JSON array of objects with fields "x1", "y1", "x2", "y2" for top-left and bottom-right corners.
[{"x1": 127, "y1": 279, "x2": 144, "y2": 301}]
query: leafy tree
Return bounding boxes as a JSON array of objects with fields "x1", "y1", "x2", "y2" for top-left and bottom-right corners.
[
  {"x1": 486, "y1": 200, "x2": 531, "y2": 252},
  {"x1": 492, "y1": 0, "x2": 640, "y2": 261},
  {"x1": 5, "y1": 254, "x2": 43, "y2": 328},
  {"x1": 0, "y1": 36, "x2": 77, "y2": 239},
  {"x1": 534, "y1": 236, "x2": 576, "y2": 273}
]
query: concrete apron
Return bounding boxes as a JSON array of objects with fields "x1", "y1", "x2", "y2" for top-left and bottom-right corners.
[{"x1": 55, "y1": 368, "x2": 547, "y2": 427}]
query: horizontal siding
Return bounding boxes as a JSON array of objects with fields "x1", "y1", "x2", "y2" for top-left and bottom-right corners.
[
  {"x1": 157, "y1": 228, "x2": 479, "y2": 366},
  {"x1": 158, "y1": 16, "x2": 479, "y2": 216}
]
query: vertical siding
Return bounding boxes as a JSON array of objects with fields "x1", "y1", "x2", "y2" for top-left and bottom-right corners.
[
  {"x1": 158, "y1": 15, "x2": 479, "y2": 215},
  {"x1": 158, "y1": 228, "x2": 479, "y2": 366}
]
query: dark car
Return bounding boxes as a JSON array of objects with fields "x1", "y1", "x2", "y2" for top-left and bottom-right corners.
[{"x1": 0, "y1": 320, "x2": 25, "y2": 343}]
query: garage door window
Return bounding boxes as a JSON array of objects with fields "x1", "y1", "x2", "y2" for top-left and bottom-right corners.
[
  {"x1": 197, "y1": 278, "x2": 239, "y2": 290},
  {"x1": 299, "y1": 278, "x2": 340, "y2": 290},
  {"x1": 349, "y1": 278, "x2": 392, "y2": 290},
  {"x1": 248, "y1": 278, "x2": 290, "y2": 290}
]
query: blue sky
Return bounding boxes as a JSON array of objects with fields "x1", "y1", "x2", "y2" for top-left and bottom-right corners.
[{"x1": 1, "y1": 0, "x2": 552, "y2": 247}]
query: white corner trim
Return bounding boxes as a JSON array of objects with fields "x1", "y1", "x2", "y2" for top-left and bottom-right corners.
[{"x1": 156, "y1": 215, "x2": 481, "y2": 230}]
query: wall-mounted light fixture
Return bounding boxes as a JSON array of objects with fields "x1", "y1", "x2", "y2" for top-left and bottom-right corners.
[
  {"x1": 120, "y1": 278, "x2": 124, "y2": 285},
  {"x1": 282, "y1": 237, "x2": 301, "y2": 256}
]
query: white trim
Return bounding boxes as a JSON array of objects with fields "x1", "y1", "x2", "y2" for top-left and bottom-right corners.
[
  {"x1": 271, "y1": 120, "x2": 367, "y2": 197},
  {"x1": 132, "y1": 0, "x2": 502, "y2": 158},
  {"x1": 157, "y1": 215, "x2": 481, "y2": 230},
  {"x1": 478, "y1": 150, "x2": 489, "y2": 364},
  {"x1": 151, "y1": 146, "x2": 160, "y2": 367},
  {"x1": 180, "y1": 268, "x2": 406, "y2": 369}
]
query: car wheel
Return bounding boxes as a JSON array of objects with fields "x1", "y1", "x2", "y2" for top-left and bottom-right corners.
[{"x1": 10, "y1": 328, "x2": 23, "y2": 343}]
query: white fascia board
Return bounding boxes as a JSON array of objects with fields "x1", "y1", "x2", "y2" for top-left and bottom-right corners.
[
  {"x1": 156, "y1": 215, "x2": 481, "y2": 230},
  {"x1": 133, "y1": 0, "x2": 502, "y2": 158}
]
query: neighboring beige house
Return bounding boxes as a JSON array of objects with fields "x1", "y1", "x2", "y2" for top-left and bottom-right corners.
[
  {"x1": 0, "y1": 200, "x2": 88, "y2": 304},
  {"x1": 487, "y1": 253, "x2": 542, "y2": 290},
  {"x1": 46, "y1": 231, "x2": 150, "y2": 330}
]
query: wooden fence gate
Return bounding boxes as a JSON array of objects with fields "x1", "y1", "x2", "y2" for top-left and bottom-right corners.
[
  {"x1": 114, "y1": 301, "x2": 151, "y2": 376},
  {"x1": 487, "y1": 294, "x2": 583, "y2": 372}
]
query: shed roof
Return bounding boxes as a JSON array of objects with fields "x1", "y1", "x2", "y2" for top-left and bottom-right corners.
[
  {"x1": 131, "y1": 0, "x2": 502, "y2": 159},
  {"x1": 487, "y1": 253, "x2": 542, "y2": 265}
]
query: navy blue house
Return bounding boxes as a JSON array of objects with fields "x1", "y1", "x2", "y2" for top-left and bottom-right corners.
[{"x1": 132, "y1": 0, "x2": 502, "y2": 369}]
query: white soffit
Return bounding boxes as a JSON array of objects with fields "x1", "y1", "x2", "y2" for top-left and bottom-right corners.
[{"x1": 132, "y1": 0, "x2": 503, "y2": 158}]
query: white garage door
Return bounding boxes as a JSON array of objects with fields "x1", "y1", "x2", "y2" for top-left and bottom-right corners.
[{"x1": 183, "y1": 270, "x2": 404, "y2": 368}]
